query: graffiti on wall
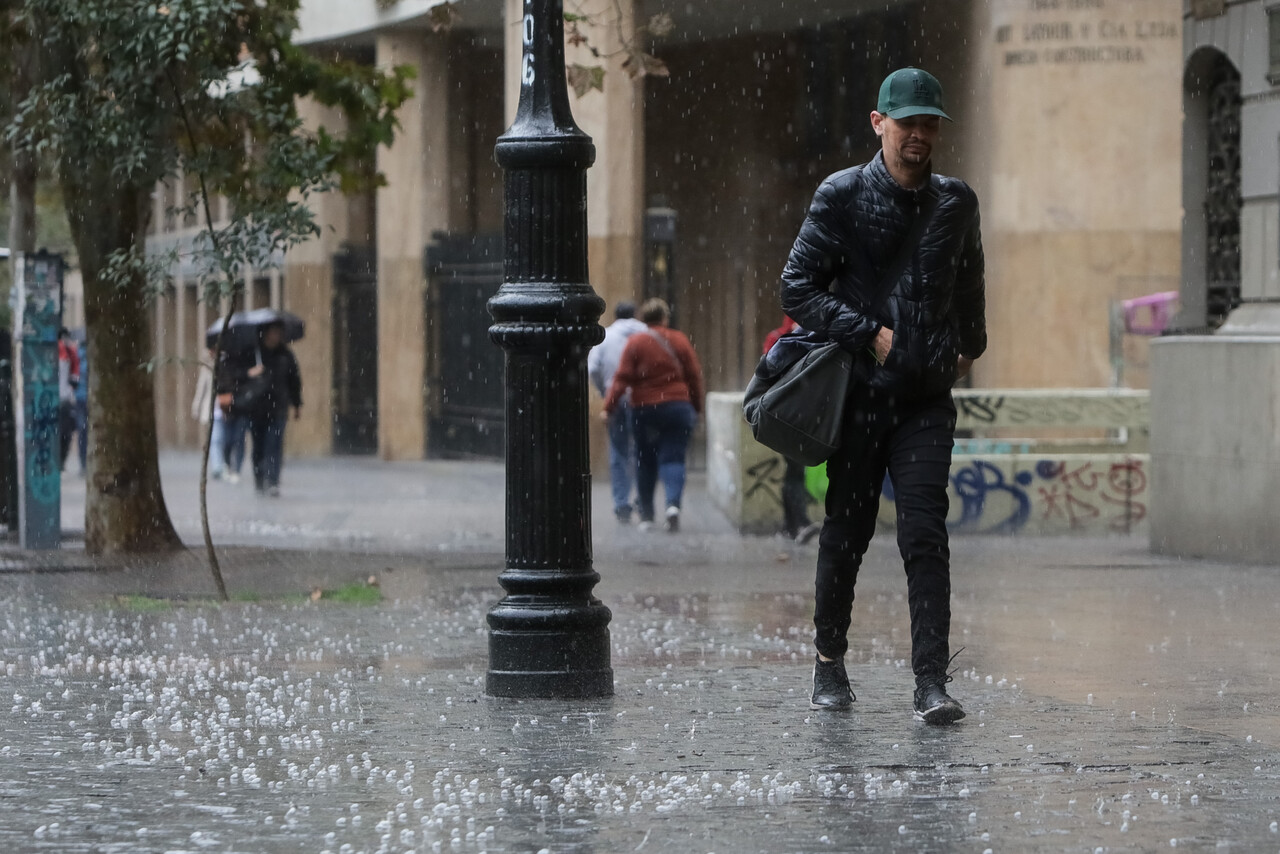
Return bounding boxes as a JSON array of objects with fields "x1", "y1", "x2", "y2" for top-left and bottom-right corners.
[
  {"x1": 954, "y1": 393, "x2": 1147, "y2": 430},
  {"x1": 744, "y1": 456, "x2": 786, "y2": 508},
  {"x1": 1031, "y1": 459, "x2": 1147, "y2": 534},
  {"x1": 882, "y1": 457, "x2": 1148, "y2": 535},
  {"x1": 12, "y1": 253, "x2": 64, "y2": 549},
  {"x1": 743, "y1": 451, "x2": 1148, "y2": 536},
  {"x1": 948, "y1": 460, "x2": 1033, "y2": 534},
  {"x1": 712, "y1": 387, "x2": 1152, "y2": 537}
]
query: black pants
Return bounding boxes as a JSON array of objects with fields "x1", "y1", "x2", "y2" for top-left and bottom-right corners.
[
  {"x1": 249, "y1": 411, "x2": 287, "y2": 490},
  {"x1": 59, "y1": 402, "x2": 75, "y2": 469},
  {"x1": 813, "y1": 384, "x2": 956, "y2": 686}
]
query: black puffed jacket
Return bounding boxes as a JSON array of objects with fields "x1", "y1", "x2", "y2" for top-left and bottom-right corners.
[{"x1": 779, "y1": 151, "x2": 986, "y2": 400}]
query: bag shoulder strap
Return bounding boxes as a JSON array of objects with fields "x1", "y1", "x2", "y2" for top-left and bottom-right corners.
[
  {"x1": 865, "y1": 178, "x2": 940, "y2": 314},
  {"x1": 643, "y1": 327, "x2": 685, "y2": 380}
]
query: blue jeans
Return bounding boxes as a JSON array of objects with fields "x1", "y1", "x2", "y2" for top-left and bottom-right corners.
[
  {"x1": 223, "y1": 414, "x2": 248, "y2": 474},
  {"x1": 632, "y1": 401, "x2": 697, "y2": 521},
  {"x1": 606, "y1": 402, "x2": 635, "y2": 516},
  {"x1": 208, "y1": 413, "x2": 226, "y2": 477},
  {"x1": 249, "y1": 413, "x2": 287, "y2": 490}
]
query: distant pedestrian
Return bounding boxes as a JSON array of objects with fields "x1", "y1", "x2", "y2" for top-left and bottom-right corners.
[
  {"x1": 191, "y1": 349, "x2": 226, "y2": 480},
  {"x1": 222, "y1": 411, "x2": 247, "y2": 483},
  {"x1": 588, "y1": 300, "x2": 647, "y2": 523},
  {"x1": 245, "y1": 321, "x2": 301, "y2": 496},
  {"x1": 214, "y1": 348, "x2": 250, "y2": 485},
  {"x1": 780, "y1": 68, "x2": 986, "y2": 723},
  {"x1": 761, "y1": 316, "x2": 821, "y2": 544},
  {"x1": 602, "y1": 298, "x2": 704, "y2": 533},
  {"x1": 57, "y1": 327, "x2": 80, "y2": 470},
  {"x1": 74, "y1": 338, "x2": 88, "y2": 474}
]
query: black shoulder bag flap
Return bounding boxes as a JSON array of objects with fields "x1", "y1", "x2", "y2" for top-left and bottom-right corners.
[
  {"x1": 743, "y1": 180, "x2": 940, "y2": 466},
  {"x1": 231, "y1": 348, "x2": 272, "y2": 417}
]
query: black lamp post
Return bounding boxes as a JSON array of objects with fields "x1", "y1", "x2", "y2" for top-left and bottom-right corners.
[{"x1": 485, "y1": 0, "x2": 613, "y2": 698}]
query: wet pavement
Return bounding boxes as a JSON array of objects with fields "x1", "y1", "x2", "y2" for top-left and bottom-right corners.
[{"x1": 0, "y1": 453, "x2": 1277, "y2": 852}]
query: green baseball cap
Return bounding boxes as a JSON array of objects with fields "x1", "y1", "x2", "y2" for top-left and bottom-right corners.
[{"x1": 877, "y1": 67, "x2": 952, "y2": 121}]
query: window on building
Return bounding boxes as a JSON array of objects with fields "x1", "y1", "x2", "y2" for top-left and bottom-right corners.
[
  {"x1": 1269, "y1": 5, "x2": 1280, "y2": 85},
  {"x1": 1205, "y1": 56, "x2": 1242, "y2": 325},
  {"x1": 1191, "y1": 0, "x2": 1225, "y2": 21}
]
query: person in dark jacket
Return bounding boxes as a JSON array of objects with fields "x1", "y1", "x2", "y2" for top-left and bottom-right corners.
[
  {"x1": 245, "y1": 321, "x2": 302, "y2": 496},
  {"x1": 214, "y1": 346, "x2": 254, "y2": 484},
  {"x1": 761, "y1": 316, "x2": 821, "y2": 543},
  {"x1": 779, "y1": 68, "x2": 986, "y2": 724}
]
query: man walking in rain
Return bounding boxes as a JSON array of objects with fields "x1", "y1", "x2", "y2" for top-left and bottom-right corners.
[{"x1": 779, "y1": 68, "x2": 986, "y2": 724}]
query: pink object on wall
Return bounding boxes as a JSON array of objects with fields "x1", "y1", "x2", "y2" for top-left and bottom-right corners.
[{"x1": 1121, "y1": 291, "x2": 1179, "y2": 335}]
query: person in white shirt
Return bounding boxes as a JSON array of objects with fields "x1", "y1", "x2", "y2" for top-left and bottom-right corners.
[
  {"x1": 587, "y1": 301, "x2": 646, "y2": 523},
  {"x1": 191, "y1": 349, "x2": 226, "y2": 480}
]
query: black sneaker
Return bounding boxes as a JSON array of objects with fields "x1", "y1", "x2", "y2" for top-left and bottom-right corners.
[
  {"x1": 913, "y1": 679, "x2": 965, "y2": 725},
  {"x1": 810, "y1": 655, "x2": 855, "y2": 710}
]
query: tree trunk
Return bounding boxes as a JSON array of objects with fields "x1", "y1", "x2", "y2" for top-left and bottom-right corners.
[
  {"x1": 66, "y1": 173, "x2": 183, "y2": 555},
  {"x1": 8, "y1": 161, "x2": 36, "y2": 257}
]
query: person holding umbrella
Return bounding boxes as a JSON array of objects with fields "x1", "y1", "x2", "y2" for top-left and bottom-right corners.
[
  {"x1": 244, "y1": 320, "x2": 301, "y2": 496},
  {"x1": 212, "y1": 310, "x2": 304, "y2": 495}
]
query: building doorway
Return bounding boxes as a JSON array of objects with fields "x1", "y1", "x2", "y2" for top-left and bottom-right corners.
[
  {"x1": 1204, "y1": 56, "x2": 1241, "y2": 325},
  {"x1": 332, "y1": 248, "x2": 378, "y2": 455},
  {"x1": 1184, "y1": 48, "x2": 1242, "y2": 329},
  {"x1": 425, "y1": 233, "x2": 505, "y2": 459}
]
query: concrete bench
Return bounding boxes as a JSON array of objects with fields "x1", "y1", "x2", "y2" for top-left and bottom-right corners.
[{"x1": 706, "y1": 388, "x2": 1149, "y2": 537}]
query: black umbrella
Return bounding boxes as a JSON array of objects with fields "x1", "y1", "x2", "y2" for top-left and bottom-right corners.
[{"x1": 205, "y1": 308, "x2": 305, "y2": 351}]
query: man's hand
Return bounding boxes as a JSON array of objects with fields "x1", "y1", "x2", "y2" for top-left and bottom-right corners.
[
  {"x1": 248, "y1": 364, "x2": 264, "y2": 378},
  {"x1": 873, "y1": 326, "x2": 894, "y2": 365},
  {"x1": 957, "y1": 356, "x2": 975, "y2": 380},
  {"x1": 599, "y1": 410, "x2": 610, "y2": 423}
]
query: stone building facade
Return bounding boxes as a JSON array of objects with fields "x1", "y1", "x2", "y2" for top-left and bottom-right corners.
[
  {"x1": 149, "y1": 0, "x2": 1184, "y2": 461},
  {"x1": 1150, "y1": 0, "x2": 1280, "y2": 562}
]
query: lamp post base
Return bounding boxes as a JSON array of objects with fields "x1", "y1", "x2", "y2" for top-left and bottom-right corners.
[{"x1": 485, "y1": 598, "x2": 613, "y2": 698}]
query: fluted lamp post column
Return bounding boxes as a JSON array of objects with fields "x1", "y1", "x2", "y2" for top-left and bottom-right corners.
[{"x1": 485, "y1": 0, "x2": 613, "y2": 698}]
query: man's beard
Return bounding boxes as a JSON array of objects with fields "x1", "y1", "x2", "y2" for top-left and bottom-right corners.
[{"x1": 899, "y1": 143, "x2": 931, "y2": 165}]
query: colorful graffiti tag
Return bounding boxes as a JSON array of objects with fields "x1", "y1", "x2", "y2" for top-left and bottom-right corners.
[
  {"x1": 1031, "y1": 459, "x2": 1147, "y2": 534},
  {"x1": 707, "y1": 389, "x2": 1151, "y2": 537},
  {"x1": 948, "y1": 460, "x2": 1034, "y2": 534},
  {"x1": 12, "y1": 253, "x2": 63, "y2": 549},
  {"x1": 746, "y1": 452, "x2": 1149, "y2": 536},
  {"x1": 881, "y1": 456, "x2": 1148, "y2": 535}
]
